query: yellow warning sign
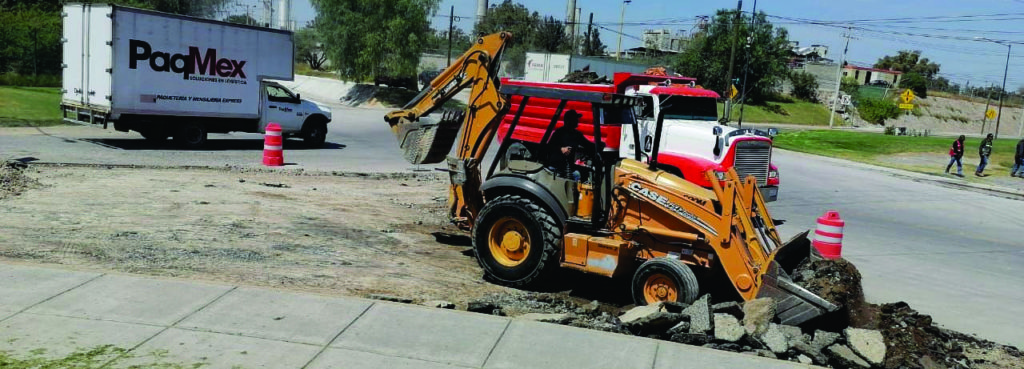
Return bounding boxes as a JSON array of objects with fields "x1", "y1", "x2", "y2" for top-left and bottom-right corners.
[
  {"x1": 985, "y1": 109, "x2": 997, "y2": 120},
  {"x1": 728, "y1": 85, "x2": 739, "y2": 99},
  {"x1": 899, "y1": 103, "x2": 914, "y2": 110},
  {"x1": 900, "y1": 89, "x2": 916, "y2": 104}
]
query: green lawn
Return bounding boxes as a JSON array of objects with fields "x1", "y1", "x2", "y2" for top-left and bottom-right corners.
[
  {"x1": 0, "y1": 86, "x2": 63, "y2": 127},
  {"x1": 774, "y1": 130, "x2": 1020, "y2": 171},
  {"x1": 717, "y1": 100, "x2": 839, "y2": 125}
]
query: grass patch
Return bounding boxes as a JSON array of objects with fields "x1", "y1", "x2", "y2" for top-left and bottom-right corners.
[
  {"x1": 0, "y1": 345, "x2": 212, "y2": 368},
  {"x1": 718, "y1": 99, "x2": 839, "y2": 125},
  {"x1": 0, "y1": 86, "x2": 64, "y2": 127},
  {"x1": 774, "y1": 130, "x2": 1019, "y2": 170}
]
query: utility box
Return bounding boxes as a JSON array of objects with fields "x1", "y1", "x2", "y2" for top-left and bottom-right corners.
[{"x1": 524, "y1": 52, "x2": 571, "y2": 83}]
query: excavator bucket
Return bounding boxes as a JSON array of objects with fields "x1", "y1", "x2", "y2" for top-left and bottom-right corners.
[
  {"x1": 392, "y1": 110, "x2": 465, "y2": 165},
  {"x1": 756, "y1": 230, "x2": 839, "y2": 326}
]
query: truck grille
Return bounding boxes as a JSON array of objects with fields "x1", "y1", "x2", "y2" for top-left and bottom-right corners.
[{"x1": 733, "y1": 140, "x2": 771, "y2": 186}]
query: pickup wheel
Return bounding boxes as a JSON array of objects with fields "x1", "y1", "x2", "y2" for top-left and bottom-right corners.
[
  {"x1": 174, "y1": 122, "x2": 207, "y2": 148},
  {"x1": 301, "y1": 119, "x2": 328, "y2": 147},
  {"x1": 473, "y1": 195, "x2": 560, "y2": 287}
]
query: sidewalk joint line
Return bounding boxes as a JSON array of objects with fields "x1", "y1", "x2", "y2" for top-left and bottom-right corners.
[
  {"x1": 98, "y1": 285, "x2": 238, "y2": 369},
  {"x1": 299, "y1": 301, "x2": 374, "y2": 369},
  {"x1": 0, "y1": 272, "x2": 105, "y2": 324},
  {"x1": 479, "y1": 319, "x2": 512, "y2": 368},
  {"x1": 650, "y1": 342, "x2": 660, "y2": 369}
]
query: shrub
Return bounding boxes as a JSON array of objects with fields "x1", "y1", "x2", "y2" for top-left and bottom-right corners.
[
  {"x1": 840, "y1": 76, "x2": 860, "y2": 99},
  {"x1": 0, "y1": 73, "x2": 60, "y2": 87},
  {"x1": 900, "y1": 73, "x2": 927, "y2": 98},
  {"x1": 762, "y1": 103, "x2": 789, "y2": 116},
  {"x1": 789, "y1": 71, "x2": 819, "y2": 102},
  {"x1": 884, "y1": 126, "x2": 896, "y2": 135},
  {"x1": 858, "y1": 98, "x2": 901, "y2": 124}
]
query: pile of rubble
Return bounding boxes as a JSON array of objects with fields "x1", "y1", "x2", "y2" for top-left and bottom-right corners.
[
  {"x1": 559, "y1": 69, "x2": 610, "y2": 84},
  {"x1": 455, "y1": 257, "x2": 1023, "y2": 368},
  {"x1": 0, "y1": 160, "x2": 41, "y2": 200}
]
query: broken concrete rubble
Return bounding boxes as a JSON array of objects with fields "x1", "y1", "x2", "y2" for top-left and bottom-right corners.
[
  {"x1": 845, "y1": 327, "x2": 886, "y2": 365},
  {"x1": 517, "y1": 313, "x2": 571, "y2": 324},
  {"x1": 712, "y1": 301, "x2": 744, "y2": 319},
  {"x1": 618, "y1": 302, "x2": 664, "y2": 324},
  {"x1": 761, "y1": 324, "x2": 790, "y2": 354},
  {"x1": 741, "y1": 297, "x2": 775, "y2": 336},
  {"x1": 827, "y1": 344, "x2": 872, "y2": 368},
  {"x1": 681, "y1": 294, "x2": 713, "y2": 334},
  {"x1": 713, "y1": 313, "x2": 746, "y2": 342},
  {"x1": 811, "y1": 330, "x2": 841, "y2": 352},
  {"x1": 422, "y1": 300, "x2": 455, "y2": 309}
]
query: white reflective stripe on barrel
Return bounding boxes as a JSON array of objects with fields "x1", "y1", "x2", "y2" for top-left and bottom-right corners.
[
  {"x1": 264, "y1": 145, "x2": 283, "y2": 151},
  {"x1": 813, "y1": 232, "x2": 843, "y2": 244},
  {"x1": 815, "y1": 224, "x2": 844, "y2": 235}
]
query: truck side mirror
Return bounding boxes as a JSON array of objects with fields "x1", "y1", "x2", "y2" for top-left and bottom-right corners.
[
  {"x1": 712, "y1": 126, "x2": 722, "y2": 156},
  {"x1": 767, "y1": 127, "x2": 778, "y2": 137},
  {"x1": 296, "y1": 93, "x2": 301, "y2": 101}
]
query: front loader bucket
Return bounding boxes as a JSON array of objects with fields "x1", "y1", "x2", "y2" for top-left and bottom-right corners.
[
  {"x1": 392, "y1": 111, "x2": 464, "y2": 165},
  {"x1": 757, "y1": 230, "x2": 838, "y2": 326}
]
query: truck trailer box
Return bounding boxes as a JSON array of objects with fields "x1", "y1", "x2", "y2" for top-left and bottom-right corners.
[{"x1": 61, "y1": 3, "x2": 293, "y2": 121}]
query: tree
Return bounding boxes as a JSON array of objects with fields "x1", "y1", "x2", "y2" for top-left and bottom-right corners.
[
  {"x1": 535, "y1": 16, "x2": 570, "y2": 53},
  {"x1": 874, "y1": 50, "x2": 940, "y2": 80},
  {"x1": 900, "y1": 72, "x2": 928, "y2": 98},
  {"x1": 581, "y1": 27, "x2": 606, "y2": 57},
  {"x1": 672, "y1": 10, "x2": 791, "y2": 103},
  {"x1": 224, "y1": 14, "x2": 258, "y2": 25},
  {"x1": 857, "y1": 98, "x2": 900, "y2": 125},
  {"x1": 295, "y1": 28, "x2": 327, "y2": 70},
  {"x1": 423, "y1": 27, "x2": 473, "y2": 55},
  {"x1": 789, "y1": 70, "x2": 818, "y2": 102},
  {"x1": 840, "y1": 76, "x2": 859, "y2": 99},
  {"x1": 473, "y1": 0, "x2": 540, "y2": 74},
  {"x1": 311, "y1": 0, "x2": 439, "y2": 81}
]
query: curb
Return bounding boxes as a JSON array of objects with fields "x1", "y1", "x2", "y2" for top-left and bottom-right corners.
[{"x1": 777, "y1": 149, "x2": 1024, "y2": 200}]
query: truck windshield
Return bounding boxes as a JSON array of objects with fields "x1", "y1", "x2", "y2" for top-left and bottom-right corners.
[{"x1": 659, "y1": 95, "x2": 718, "y2": 121}]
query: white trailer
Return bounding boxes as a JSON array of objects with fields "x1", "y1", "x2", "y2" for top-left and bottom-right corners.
[{"x1": 61, "y1": 3, "x2": 332, "y2": 147}]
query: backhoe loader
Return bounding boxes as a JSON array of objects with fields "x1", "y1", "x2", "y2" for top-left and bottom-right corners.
[{"x1": 384, "y1": 32, "x2": 837, "y2": 325}]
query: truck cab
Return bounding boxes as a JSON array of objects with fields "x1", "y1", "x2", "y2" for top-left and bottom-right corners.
[
  {"x1": 621, "y1": 83, "x2": 779, "y2": 201},
  {"x1": 261, "y1": 81, "x2": 333, "y2": 144}
]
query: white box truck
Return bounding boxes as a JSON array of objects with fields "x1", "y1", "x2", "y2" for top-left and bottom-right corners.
[{"x1": 60, "y1": 3, "x2": 333, "y2": 147}]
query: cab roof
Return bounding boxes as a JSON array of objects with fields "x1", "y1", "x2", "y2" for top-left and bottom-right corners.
[{"x1": 648, "y1": 85, "x2": 721, "y2": 98}]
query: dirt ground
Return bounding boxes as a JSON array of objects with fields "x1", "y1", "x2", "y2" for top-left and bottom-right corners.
[{"x1": 0, "y1": 164, "x2": 511, "y2": 304}]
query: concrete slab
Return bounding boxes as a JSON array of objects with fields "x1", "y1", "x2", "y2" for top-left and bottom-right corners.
[
  {"x1": 27, "y1": 274, "x2": 231, "y2": 326},
  {"x1": 0, "y1": 264, "x2": 100, "y2": 311},
  {"x1": 177, "y1": 287, "x2": 371, "y2": 345},
  {"x1": 654, "y1": 341, "x2": 812, "y2": 368},
  {"x1": 111, "y1": 328, "x2": 320, "y2": 369},
  {"x1": 306, "y1": 347, "x2": 470, "y2": 369},
  {"x1": 483, "y1": 320, "x2": 658, "y2": 369},
  {"x1": 332, "y1": 303, "x2": 508, "y2": 367},
  {"x1": 0, "y1": 313, "x2": 162, "y2": 361}
]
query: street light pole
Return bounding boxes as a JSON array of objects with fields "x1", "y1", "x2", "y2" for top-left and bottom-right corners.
[
  {"x1": 995, "y1": 43, "x2": 1011, "y2": 139},
  {"x1": 616, "y1": 0, "x2": 631, "y2": 60}
]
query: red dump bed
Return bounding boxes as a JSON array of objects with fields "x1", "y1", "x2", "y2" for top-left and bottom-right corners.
[{"x1": 498, "y1": 79, "x2": 622, "y2": 150}]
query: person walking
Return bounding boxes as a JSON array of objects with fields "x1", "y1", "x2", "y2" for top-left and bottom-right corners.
[
  {"x1": 945, "y1": 135, "x2": 966, "y2": 177},
  {"x1": 976, "y1": 133, "x2": 994, "y2": 177},
  {"x1": 1012, "y1": 138, "x2": 1024, "y2": 178}
]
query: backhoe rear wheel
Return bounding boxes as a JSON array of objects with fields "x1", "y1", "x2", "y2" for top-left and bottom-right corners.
[
  {"x1": 473, "y1": 194, "x2": 560, "y2": 287},
  {"x1": 632, "y1": 258, "x2": 700, "y2": 305}
]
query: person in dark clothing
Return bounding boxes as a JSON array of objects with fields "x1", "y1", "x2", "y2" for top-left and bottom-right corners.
[
  {"x1": 976, "y1": 133, "x2": 994, "y2": 177},
  {"x1": 945, "y1": 135, "x2": 966, "y2": 177},
  {"x1": 1012, "y1": 138, "x2": 1024, "y2": 178},
  {"x1": 546, "y1": 110, "x2": 596, "y2": 180}
]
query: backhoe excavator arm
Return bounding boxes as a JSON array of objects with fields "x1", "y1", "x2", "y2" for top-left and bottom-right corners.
[{"x1": 384, "y1": 32, "x2": 512, "y2": 229}]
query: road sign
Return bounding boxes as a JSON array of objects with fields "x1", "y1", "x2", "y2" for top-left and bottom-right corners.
[
  {"x1": 840, "y1": 94, "x2": 852, "y2": 106},
  {"x1": 899, "y1": 103, "x2": 914, "y2": 110},
  {"x1": 728, "y1": 85, "x2": 739, "y2": 99},
  {"x1": 900, "y1": 89, "x2": 916, "y2": 104},
  {"x1": 986, "y1": 109, "x2": 997, "y2": 120}
]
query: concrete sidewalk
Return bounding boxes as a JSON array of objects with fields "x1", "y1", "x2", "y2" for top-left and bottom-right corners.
[{"x1": 0, "y1": 263, "x2": 811, "y2": 368}]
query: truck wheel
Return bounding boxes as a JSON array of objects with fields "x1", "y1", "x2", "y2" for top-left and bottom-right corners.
[
  {"x1": 632, "y1": 258, "x2": 700, "y2": 305},
  {"x1": 473, "y1": 194, "x2": 560, "y2": 287},
  {"x1": 174, "y1": 122, "x2": 207, "y2": 148},
  {"x1": 302, "y1": 119, "x2": 328, "y2": 147}
]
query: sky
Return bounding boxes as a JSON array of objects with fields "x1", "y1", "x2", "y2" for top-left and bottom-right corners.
[{"x1": 281, "y1": 0, "x2": 1024, "y2": 90}]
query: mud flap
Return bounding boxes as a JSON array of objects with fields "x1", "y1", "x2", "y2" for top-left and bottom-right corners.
[
  {"x1": 394, "y1": 111, "x2": 464, "y2": 165},
  {"x1": 757, "y1": 230, "x2": 837, "y2": 326}
]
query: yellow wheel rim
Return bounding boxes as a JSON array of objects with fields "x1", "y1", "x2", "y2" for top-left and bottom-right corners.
[
  {"x1": 643, "y1": 275, "x2": 678, "y2": 303},
  {"x1": 488, "y1": 217, "x2": 531, "y2": 267}
]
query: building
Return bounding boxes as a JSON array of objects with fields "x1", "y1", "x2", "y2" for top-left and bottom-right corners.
[
  {"x1": 788, "y1": 41, "x2": 830, "y2": 67},
  {"x1": 642, "y1": 29, "x2": 689, "y2": 53},
  {"x1": 842, "y1": 64, "x2": 902, "y2": 87}
]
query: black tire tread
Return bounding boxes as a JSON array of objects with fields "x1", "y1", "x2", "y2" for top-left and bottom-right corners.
[
  {"x1": 632, "y1": 257, "x2": 700, "y2": 305},
  {"x1": 473, "y1": 194, "x2": 561, "y2": 287}
]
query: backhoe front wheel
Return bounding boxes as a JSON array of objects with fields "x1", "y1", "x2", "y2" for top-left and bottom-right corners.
[
  {"x1": 473, "y1": 195, "x2": 560, "y2": 287},
  {"x1": 632, "y1": 258, "x2": 700, "y2": 305}
]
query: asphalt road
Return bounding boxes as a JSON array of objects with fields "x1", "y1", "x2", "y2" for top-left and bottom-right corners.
[{"x1": 2, "y1": 93, "x2": 1022, "y2": 349}]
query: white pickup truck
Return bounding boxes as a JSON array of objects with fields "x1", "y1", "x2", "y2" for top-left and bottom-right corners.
[{"x1": 60, "y1": 3, "x2": 332, "y2": 147}]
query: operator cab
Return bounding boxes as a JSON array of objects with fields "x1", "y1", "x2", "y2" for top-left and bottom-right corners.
[{"x1": 490, "y1": 85, "x2": 656, "y2": 229}]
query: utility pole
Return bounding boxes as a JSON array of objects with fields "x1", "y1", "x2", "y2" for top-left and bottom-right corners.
[
  {"x1": 586, "y1": 12, "x2": 594, "y2": 56},
  {"x1": 995, "y1": 43, "x2": 1011, "y2": 139},
  {"x1": 736, "y1": 0, "x2": 758, "y2": 128},
  {"x1": 616, "y1": 0, "x2": 631, "y2": 60},
  {"x1": 1018, "y1": 104, "x2": 1024, "y2": 137},
  {"x1": 723, "y1": 0, "x2": 742, "y2": 121},
  {"x1": 447, "y1": 5, "x2": 455, "y2": 67},
  {"x1": 828, "y1": 27, "x2": 852, "y2": 129},
  {"x1": 982, "y1": 84, "x2": 994, "y2": 135}
]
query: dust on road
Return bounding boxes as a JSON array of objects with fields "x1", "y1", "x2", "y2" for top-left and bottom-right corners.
[{"x1": 0, "y1": 164, "x2": 508, "y2": 303}]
